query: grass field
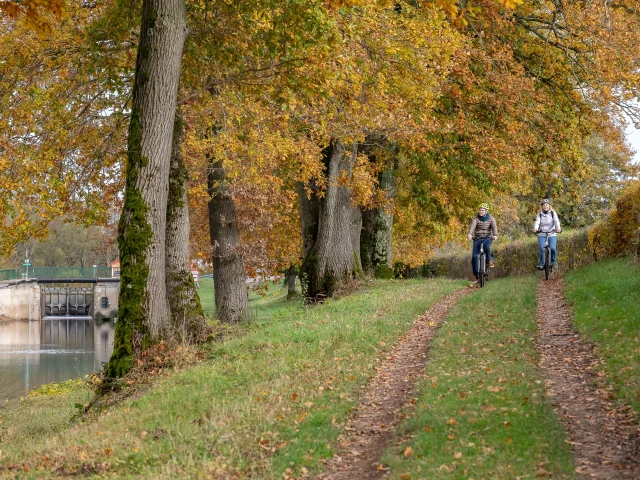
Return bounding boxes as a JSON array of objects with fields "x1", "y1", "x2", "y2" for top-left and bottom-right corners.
[
  {"x1": 3, "y1": 259, "x2": 638, "y2": 479},
  {"x1": 196, "y1": 276, "x2": 302, "y2": 322},
  {"x1": 0, "y1": 278, "x2": 463, "y2": 478},
  {"x1": 564, "y1": 257, "x2": 640, "y2": 413},
  {"x1": 382, "y1": 276, "x2": 577, "y2": 479}
]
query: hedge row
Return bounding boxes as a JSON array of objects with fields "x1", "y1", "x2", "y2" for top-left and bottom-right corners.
[
  {"x1": 397, "y1": 181, "x2": 640, "y2": 281},
  {"x1": 396, "y1": 228, "x2": 593, "y2": 280},
  {"x1": 589, "y1": 182, "x2": 640, "y2": 260}
]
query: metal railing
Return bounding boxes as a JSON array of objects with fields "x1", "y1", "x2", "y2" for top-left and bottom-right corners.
[
  {"x1": 31, "y1": 266, "x2": 113, "y2": 279},
  {"x1": 0, "y1": 266, "x2": 113, "y2": 280},
  {"x1": 0, "y1": 269, "x2": 19, "y2": 281}
]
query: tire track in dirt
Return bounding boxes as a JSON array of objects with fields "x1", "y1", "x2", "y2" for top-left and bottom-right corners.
[
  {"x1": 537, "y1": 278, "x2": 640, "y2": 479},
  {"x1": 317, "y1": 287, "x2": 473, "y2": 479}
]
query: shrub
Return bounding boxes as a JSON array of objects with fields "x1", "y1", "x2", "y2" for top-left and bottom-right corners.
[
  {"x1": 374, "y1": 264, "x2": 394, "y2": 279},
  {"x1": 589, "y1": 182, "x2": 640, "y2": 259}
]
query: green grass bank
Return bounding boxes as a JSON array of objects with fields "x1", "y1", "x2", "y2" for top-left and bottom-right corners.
[
  {"x1": 0, "y1": 278, "x2": 462, "y2": 478},
  {"x1": 564, "y1": 257, "x2": 640, "y2": 414},
  {"x1": 382, "y1": 276, "x2": 576, "y2": 479}
]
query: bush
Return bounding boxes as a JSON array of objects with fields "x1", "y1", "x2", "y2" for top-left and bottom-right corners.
[
  {"x1": 589, "y1": 182, "x2": 640, "y2": 259},
  {"x1": 374, "y1": 264, "x2": 394, "y2": 279}
]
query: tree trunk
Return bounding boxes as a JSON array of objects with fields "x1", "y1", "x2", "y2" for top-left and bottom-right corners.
[
  {"x1": 165, "y1": 108, "x2": 207, "y2": 342},
  {"x1": 285, "y1": 265, "x2": 297, "y2": 298},
  {"x1": 207, "y1": 160, "x2": 250, "y2": 324},
  {"x1": 105, "y1": 0, "x2": 186, "y2": 378},
  {"x1": 300, "y1": 140, "x2": 356, "y2": 299},
  {"x1": 297, "y1": 180, "x2": 320, "y2": 298},
  {"x1": 350, "y1": 204, "x2": 364, "y2": 278},
  {"x1": 361, "y1": 148, "x2": 398, "y2": 279},
  {"x1": 298, "y1": 181, "x2": 320, "y2": 260}
]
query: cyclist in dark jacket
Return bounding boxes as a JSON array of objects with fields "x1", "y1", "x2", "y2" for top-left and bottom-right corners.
[
  {"x1": 532, "y1": 198, "x2": 561, "y2": 269},
  {"x1": 467, "y1": 203, "x2": 498, "y2": 283}
]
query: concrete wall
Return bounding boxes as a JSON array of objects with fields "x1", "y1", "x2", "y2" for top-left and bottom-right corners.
[
  {"x1": 0, "y1": 280, "x2": 119, "y2": 321},
  {"x1": 0, "y1": 281, "x2": 41, "y2": 321},
  {"x1": 93, "y1": 282, "x2": 119, "y2": 319}
]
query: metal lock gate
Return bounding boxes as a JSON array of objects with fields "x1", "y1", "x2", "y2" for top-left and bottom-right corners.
[{"x1": 41, "y1": 287, "x2": 93, "y2": 317}]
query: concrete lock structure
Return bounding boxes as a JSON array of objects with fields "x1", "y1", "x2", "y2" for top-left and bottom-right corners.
[{"x1": 0, "y1": 279, "x2": 119, "y2": 321}]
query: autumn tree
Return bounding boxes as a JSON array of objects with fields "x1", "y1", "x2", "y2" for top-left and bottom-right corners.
[
  {"x1": 358, "y1": 139, "x2": 398, "y2": 278},
  {"x1": 4, "y1": 0, "x2": 639, "y2": 337},
  {"x1": 0, "y1": 2, "x2": 134, "y2": 256},
  {"x1": 290, "y1": 2, "x2": 462, "y2": 298},
  {"x1": 519, "y1": 135, "x2": 638, "y2": 232},
  {"x1": 391, "y1": 0, "x2": 640, "y2": 265},
  {"x1": 0, "y1": 0, "x2": 64, "y2": 32},
  {"x1": 179, "y1": 0, "x2": 338, "y2": 320}
]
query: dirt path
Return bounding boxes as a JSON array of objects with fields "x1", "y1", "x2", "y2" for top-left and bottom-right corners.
[
  {"x1": 537, "y1": 278, "x2": 640, "y2": 479},
  {"x1": 317, "y1": 288, "x2": 472, "y2": 479}
]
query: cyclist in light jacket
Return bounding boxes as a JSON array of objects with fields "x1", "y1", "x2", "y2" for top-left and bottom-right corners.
[
  {"x1": 467, "y1": 203, "x2": 498, "y2": 283},
  {"x1": 532, "y1": 199, "x2": 561, "y2": 269}
]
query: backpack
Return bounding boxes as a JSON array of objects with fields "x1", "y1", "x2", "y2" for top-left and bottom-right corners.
[{"x1": 537, "y1": 210, "x2": 558, "y2": 229}]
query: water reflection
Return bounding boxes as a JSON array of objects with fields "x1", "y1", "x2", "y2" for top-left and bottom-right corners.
[{"x1": 0, "y1": 319, "x2": 114, "y2": 401}]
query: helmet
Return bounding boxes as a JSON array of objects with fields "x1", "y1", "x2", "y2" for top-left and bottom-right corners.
[
  {"x1": 540, "y1": 199, "x2": 551, "y2": 206},
  {"x1": 478, "y1": 203, "x2": 490, "y2": 211}
]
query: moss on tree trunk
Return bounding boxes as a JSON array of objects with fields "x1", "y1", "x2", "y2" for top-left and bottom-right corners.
[
  {"x1": 360, "y1": 142, "x2": 398, "y2": 278},
  {"x1": 207, "y1": 158, "x2": 250, "y2": 324},
  {"x1": 105, "y1": 109, "x2": 152, "y2": 379}
]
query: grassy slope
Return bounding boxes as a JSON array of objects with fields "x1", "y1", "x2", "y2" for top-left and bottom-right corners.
[
  {"x1": 0, "y1": 279, "x2": 462, "y2": 479},
  {"x1": 382, "y1": 276, "x2": 576, "y2": 479},
  {"x1": 564, "y1": 257, "x2": 640, "y2": 413}
]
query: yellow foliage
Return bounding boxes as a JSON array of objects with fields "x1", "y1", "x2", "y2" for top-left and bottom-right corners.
[
  {"x1": 0, "y1": 0, "x2": 132, "y2": 255},
  {"x1": 25, "y1": 378, "x2": 85, "y2": 398},
  {"x1": 0, "y1": 0, "x2": 65, "y2": 34}
]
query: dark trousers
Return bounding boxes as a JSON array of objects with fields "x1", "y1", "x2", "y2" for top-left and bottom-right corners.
[{"x1": 472, "y1": 238, "x2": 493, "y2": 276}]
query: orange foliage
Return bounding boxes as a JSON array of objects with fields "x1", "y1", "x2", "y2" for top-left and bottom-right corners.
[
  {"x1": 2, "y1": 0, "x2": 639, "y2": 275},
  {"x1": 589, "y1": 182, "x2": 640, "y2": 259}
]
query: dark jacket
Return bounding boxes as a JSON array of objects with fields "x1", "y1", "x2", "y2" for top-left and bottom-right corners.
[{"x1": 468, "y1": 214, "x2": 498, "y2": 239}]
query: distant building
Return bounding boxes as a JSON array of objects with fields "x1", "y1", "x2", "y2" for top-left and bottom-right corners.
[
  {"x1": 191, "y1": 266, "x2": 200, "y2": 288},
  {"x1": 109, "y1": 259, "x2": 120, "y2": 278}
]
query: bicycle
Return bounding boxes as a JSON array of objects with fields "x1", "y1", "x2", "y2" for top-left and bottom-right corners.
[
  {"x1": 536, "y1": 231, "x2": 556, "y2": 281},
  {"x1": 477, "y1": 242, "x2": 489, "y2": 288}
]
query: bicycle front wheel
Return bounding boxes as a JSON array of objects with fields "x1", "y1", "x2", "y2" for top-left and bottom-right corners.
[
  {"x1": 544, "y1": 247, "x2": 551, "y2": 280},
  {"x1": 479, "y1": 254, "x2": 486, "y2": 287}
]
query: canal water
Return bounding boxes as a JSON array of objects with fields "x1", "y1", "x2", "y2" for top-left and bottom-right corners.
[{"x1": 0, "y1": 319, "x2": 114, "y2": 401}]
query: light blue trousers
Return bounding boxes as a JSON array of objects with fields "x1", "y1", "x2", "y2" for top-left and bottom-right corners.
[{"x1": 538, "y1": 235, "x2": 557, "y2": 264}]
